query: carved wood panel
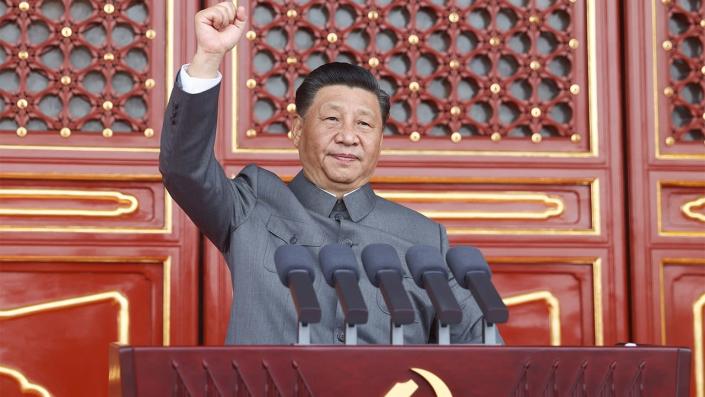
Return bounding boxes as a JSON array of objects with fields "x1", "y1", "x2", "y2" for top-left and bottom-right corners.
[
  {"x1": 0, "y1": 0, "x2": 171, "y2": 155},
  {"x1": 0, "y1": 246, "x2": 186, "y2": 397},
  {"x1": 491, "y1": 256, "x2": 603, "y2": 347}
]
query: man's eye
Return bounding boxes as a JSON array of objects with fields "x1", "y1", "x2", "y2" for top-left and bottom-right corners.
[
  {"x1": 358, "y1": 121, "x2": 371, "y2": 127},
  {"x1": 325, "y1": 116, "x2": 339, "y2": 121}
]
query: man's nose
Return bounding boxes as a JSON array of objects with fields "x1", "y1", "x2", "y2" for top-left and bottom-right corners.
[{"x1": 336, "y1": 122, "x2": 357, "y2": 145}]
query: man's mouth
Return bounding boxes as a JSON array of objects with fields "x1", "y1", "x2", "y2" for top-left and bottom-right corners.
[{"x1": 330, "y1": 153, "x2": 359, "y2": 161}]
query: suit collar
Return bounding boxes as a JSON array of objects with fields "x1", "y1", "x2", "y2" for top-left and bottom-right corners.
[{"x1": 288, "y1": 171, "x2": 375, "y2": 222}]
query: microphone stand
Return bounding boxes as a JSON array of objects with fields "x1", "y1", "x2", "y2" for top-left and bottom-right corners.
[
  {"x1": 377, "y1": 270, "x2": 414, "y2": 345},
  {"x1": 482, "y1": 318, "x2": 499, "y2": 345}
]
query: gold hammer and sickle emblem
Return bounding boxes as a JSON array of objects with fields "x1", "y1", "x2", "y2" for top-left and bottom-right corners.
[{"x1": 384, "y1": 368, "x2": 452, "y2": 397}]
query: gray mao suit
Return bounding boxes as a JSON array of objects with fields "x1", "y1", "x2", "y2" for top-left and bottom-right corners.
[{"x1": 160, "y1": 79, "x2": 498, "y2": 345}]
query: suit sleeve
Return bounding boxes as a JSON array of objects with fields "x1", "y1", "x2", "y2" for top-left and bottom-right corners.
[{"x1": 159, "y1": 80, "x2": 257, "y2": 253}]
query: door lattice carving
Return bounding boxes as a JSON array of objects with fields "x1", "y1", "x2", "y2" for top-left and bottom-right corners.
[
  {"x1": 245, "y1": 0, "x2": 586, "y2": 146},
  {"x1": 0, "y1": 0, "x2": 154, "y2": 138},
  {"x1": 661, "y1": 0, "x2": 705, "y2": 144}
]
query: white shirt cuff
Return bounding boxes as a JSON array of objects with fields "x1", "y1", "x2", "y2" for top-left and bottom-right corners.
[{"x1": 179, "y1": 64, "x2": 222, "y2": 94}]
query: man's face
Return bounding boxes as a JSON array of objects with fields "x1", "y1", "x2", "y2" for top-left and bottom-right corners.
[{"x1": 292, "y1": 85, "x2": 384, "y2": 197}]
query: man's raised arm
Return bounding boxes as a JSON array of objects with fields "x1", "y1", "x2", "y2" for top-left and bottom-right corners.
[{"x1": 159, "y1": 2, "x2": 249, "y2": 252}]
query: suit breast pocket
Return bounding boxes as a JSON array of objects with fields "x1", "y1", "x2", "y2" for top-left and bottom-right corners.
[{"x1": 262, "y1": 214, "x2": 323, "y2": 273}]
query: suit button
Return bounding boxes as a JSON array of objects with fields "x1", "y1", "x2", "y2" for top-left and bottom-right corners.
[
  {"x1": 289, "y1": 236, "x2": 298, "y2": 244},
  {"x1": 335, "y1": 328, "x2": 344, "y2": 342}
]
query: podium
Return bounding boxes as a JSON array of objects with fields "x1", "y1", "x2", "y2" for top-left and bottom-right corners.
[{"x1": 109, "y1": 344, "x2": 691, "y2": 396}]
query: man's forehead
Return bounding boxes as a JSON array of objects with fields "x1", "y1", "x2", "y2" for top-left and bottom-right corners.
[{"x1": 312, "y1": 85, "x2": 380, "y2": 114}]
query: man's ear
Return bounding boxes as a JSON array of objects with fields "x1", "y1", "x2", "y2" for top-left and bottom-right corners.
[{"x1": 291, "y1": 115, "x2": 303, "y2": 147}]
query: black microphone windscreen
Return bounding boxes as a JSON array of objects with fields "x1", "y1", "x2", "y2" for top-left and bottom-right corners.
[
  {"x1": 361, "y1": 244, "x2": 403, "y2": 287},
  {"x1": 405, "y1": 245, "x2": 448, "y2": 287},
  {"x1": 318, "y1": 243, "x2": 359, "y2": 286},
  {"x1": 274, "y1": 244, "x2": 316, "y2": 286},
  {"x1": 446, "y1": 246, "x2": 490, "y2": 289}
]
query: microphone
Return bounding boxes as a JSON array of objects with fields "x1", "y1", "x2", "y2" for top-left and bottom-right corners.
[
  {"x1": 446, "y1": 246, "x2": 508, "y2": 345},
  {"x1": 405, "y1": 245, "x2": 462, "y2": 345},
  {"x1": 361, "y1": 244, "x2": 415, "y2": 345},
  {"x1": 274, "y1": 244, "x2": 321, "y2": 345},
  {"x1": 319, "y1": 244, "x2": 368, "y2": 345}
]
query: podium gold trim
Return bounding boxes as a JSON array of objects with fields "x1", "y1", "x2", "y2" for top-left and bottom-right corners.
[{"x1": 385, "y1": 368, "x2": 452, "y2": 397}]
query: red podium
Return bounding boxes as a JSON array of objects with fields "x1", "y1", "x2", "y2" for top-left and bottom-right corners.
[{"x1": 109, "y1": 344, "x2": 691, "y2": 396}]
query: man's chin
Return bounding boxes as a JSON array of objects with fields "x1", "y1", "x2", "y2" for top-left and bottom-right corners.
[{"x1": 326, "y1": 174, "x2": 364, "y2": 188}]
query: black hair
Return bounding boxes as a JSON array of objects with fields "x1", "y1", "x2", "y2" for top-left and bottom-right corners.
[{"x1": 295, "y1": 62, "x2": 390, "y2": 124}]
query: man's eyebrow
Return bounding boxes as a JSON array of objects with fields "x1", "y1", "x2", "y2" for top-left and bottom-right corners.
[{"x1": 321, "y1": 102, "x2": 376, "y2": 117}]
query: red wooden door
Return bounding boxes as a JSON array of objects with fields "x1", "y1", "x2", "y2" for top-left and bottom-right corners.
[
  {"x1": 625, "y1": 1, "x2": 705, "y2": 395},
  {"x1": 0, "y1": 1, "x2": 201, "y2": 396}
]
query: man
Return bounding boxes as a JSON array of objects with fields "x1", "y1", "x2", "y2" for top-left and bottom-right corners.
[{"x1": 160, "y1": 2, "x2": 499, "y2": 344}]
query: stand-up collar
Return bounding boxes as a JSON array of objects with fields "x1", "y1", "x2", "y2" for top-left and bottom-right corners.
[{"x1": 288, "y1": 171, "x2": 376, "y2": 222}]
